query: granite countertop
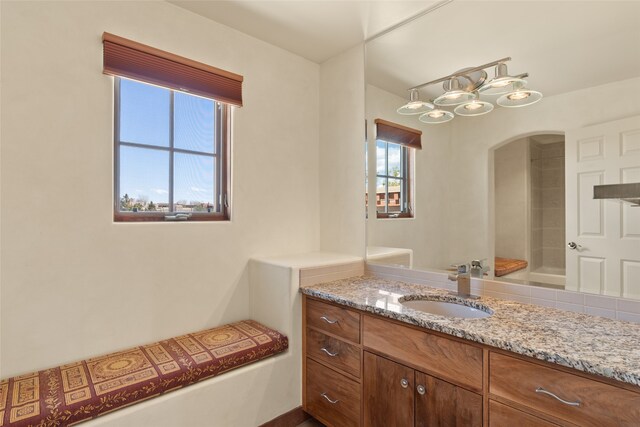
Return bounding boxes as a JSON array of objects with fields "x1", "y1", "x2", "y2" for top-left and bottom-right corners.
[{"x1": 300, "y1": 276, "x2": 640, "y2": 387}]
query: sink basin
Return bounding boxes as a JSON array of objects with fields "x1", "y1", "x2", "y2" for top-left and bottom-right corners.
[{"x1": 400, "y1": 299, "x2": 492, "y2": 319}]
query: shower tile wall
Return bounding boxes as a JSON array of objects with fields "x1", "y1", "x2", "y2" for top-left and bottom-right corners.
[
  {"x1": 531, "y1": 142, "x2": 543, "y2": 270},
  {"x1": 531, "y1": 141, "x2": 565, "y2": 273}
]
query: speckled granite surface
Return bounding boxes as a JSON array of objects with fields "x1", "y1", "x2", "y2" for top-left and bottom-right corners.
[{"x1": 301, "y1": 276, "x2": 640, "y2": 387}]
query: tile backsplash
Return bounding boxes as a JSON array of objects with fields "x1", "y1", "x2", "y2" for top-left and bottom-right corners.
[{"x1": 366, "y1": 263, "x2": 640, "y2": 324}]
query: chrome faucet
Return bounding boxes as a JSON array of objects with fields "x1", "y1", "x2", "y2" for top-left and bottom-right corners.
[
  {"x1": 470, "y1": 259, "x2": 490, "y2": 278},
  {"x1": 448, "y1": 260, "x2": 488, "y2": 298},
  {"x1": 448, "y1": 264, "x2": 472, "y2": 298}
]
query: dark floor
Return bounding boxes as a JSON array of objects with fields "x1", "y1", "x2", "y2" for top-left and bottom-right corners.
[{"x1": 297, "y1": 418, "x2": 324, "y2": 427}]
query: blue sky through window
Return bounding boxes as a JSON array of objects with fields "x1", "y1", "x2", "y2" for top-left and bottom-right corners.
[
  {"x1": 120, "y1": 79, "x2": 170, "y2": 147},
  {"x1": 174, "y1": 92, "x2": 215, "y2": 154},
  {"x1": 174, "y1": 153, "x2": 214, "y2": 205},
  {"x1": 118, "y1": 79, "x2": 216, "y2": 209},
  {"x1": 376, "y1": 141, "x2": 402, "y2": 179},
  {"x1": 120, "y1": 145, "x2": 169, "y2": 203}
]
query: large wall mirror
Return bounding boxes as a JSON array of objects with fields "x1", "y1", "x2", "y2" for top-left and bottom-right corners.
[{"x1": 365, "y1": 1, "x2": 640, "y2": 299}]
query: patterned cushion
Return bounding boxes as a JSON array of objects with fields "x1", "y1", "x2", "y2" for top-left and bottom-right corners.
[
  {"x1": 0, "y1": 320, "x2": 288, "y2": 426},
  {"x1": 494, "y1": 257, "x2": 528, "y2": 277}
]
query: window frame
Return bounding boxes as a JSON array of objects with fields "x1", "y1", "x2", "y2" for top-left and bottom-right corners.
[
  {"x1": 375, "y1": 140, "x2": 413, "y2": 219},
  {"x1": 113, "y1": 77, "x2": 230, "y2": 222}
]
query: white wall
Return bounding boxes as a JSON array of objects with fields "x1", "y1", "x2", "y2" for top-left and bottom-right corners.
[
  {"x1": 319, "y1": 45, "x2": 366, "y2": 256},
  {"x1": 365, "y1": 84, "x2": 451, "y2": 270},
  {"x1": 494, "y1": 138, "x2": 528, "y2": 260},
  {"x1": 0, "y1": 0, "x2": 321, "y2": 378}
]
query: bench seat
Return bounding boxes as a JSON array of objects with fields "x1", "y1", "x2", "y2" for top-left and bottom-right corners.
[
  {"x1": 0, "y1": 320, "x2": 288, "y2": 427},
  {"x1": 494, "y1": 257, "x2": 528, "y2": 277}
]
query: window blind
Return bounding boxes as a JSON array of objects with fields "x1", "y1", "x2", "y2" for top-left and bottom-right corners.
[
  {"x1": 374, "y1": 118, "x2": 422, "y2": 150},
  {"x1": 103, "y1": 32, "x2": 243, "y2": 107}
]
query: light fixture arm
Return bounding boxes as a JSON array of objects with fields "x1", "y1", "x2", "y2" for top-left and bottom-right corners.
[{"x1": 410, "y1": 56, "x2": 513, "y2": 91}]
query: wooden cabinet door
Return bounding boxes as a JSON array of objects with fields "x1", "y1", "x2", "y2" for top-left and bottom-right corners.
[
  {"x1": 415, "y1": 371, "x2": 482, "y2": 427},
  {"x1": 363, "y1": 352, "x2": 414, "y2": 427}
]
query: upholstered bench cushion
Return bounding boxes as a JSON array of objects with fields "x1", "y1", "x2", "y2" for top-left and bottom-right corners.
[
  {"x1": 0, "y1": 320, "x2": 287, "y2": 427},
  {"x1": 494, "y1": 257, "x2": 528, "y2": 277}
]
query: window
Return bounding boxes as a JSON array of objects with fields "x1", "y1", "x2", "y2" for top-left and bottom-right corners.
[
  {"x1": 114, "y1": 78, "x2": 228, "y2": 221},
  {"x1": 376, "y1": 141, "x2": 411, "y2": 217},
  {"x1": 374, "y1": 119, "x2": 421, "y2": 218},
  {"x1": 103, "y1": 32, "x2": 243, "y2": 222}
]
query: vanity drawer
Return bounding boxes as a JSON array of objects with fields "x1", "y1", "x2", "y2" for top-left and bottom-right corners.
[
  {"x1": 490, "y1": 352, "x2": 640, "y2": 427},
  {"x1": 306, "y1": 328, "x2": 361, "y2": 377},
  {"x1": 306, "y1": 298, "x2": 360, "y2": 343},
  {"x1": 363, "y1": 315, "x2": 483, "y2": 391},
  {"x1": 489, "y1": 400, "x2": 562, "y2": 427},
  {"x1": 305, "y1": 357, "x2": 361, "y2": 427}
]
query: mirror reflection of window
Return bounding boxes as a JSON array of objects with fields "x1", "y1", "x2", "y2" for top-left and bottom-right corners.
[
  {"x1": 372, "y1": 119, "x2": 421, "y2": 219},
  {"x1": 376, "y1": 140, "x2": 410, "y2": 216}
]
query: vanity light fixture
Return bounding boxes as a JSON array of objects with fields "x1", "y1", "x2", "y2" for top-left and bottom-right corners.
[
  {"x1": 397, "y1": 88, "x2": 434, "y2": 115},
  {"x1": 400, "y1": 57, "x2": 542, "y2": 124}
]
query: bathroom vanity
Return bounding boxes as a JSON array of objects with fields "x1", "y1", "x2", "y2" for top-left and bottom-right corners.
[{"x1": 301, "y1": 277, "x2": 640, "y2": 426}]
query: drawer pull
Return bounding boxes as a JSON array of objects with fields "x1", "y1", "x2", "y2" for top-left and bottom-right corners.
[
  {"x1": 535, "y1": 387, "x2": 581, "y2": 407},
  {"x1": 320, "y1": 347, "x2": 339, "y2": 357},
  {"x1": 320, "y1": 315, "x2": 339, "y2": 324},
  {"x1": 320, "y1": 392, "x2": 339, "y2": 404},
  {"x1": 400, "y1": 378, "x2": 409, "y2": 388},
  {"x1": 417, "y1": 385, "x2": 426, "y2": 395}
]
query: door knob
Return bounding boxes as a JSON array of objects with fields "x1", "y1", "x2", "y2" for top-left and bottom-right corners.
[
  {"x1": 400, "y1": 378, "x2": 409, "y2": 388},
  {"x1": 567, "y1": 242, "x2": 582, "y2": 250},
  {"x1": 417, "y1": 385, "x2": 426, "y2": 395}
]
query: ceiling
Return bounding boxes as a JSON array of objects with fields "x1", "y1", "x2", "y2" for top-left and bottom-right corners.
[
  {"x1": 366, "y1": 1, "x2": 640, "y2": 100},
  {"x1": 170, "y1": 1, "x2": 640, "y2": 100},
  {"x1": 169, "y1": 0, "x2": 442, "y2": 63}
]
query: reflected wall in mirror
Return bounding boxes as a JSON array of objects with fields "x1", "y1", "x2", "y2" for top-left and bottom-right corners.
[
  {"x1": 365, "y1": 1, "x2": 640, "y2": 299},
  {"x1": 493, "y1": 134, "x2": 566, "y2": 289}
]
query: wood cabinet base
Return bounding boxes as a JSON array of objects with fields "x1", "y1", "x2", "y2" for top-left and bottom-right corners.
[{"x1": 302, "y1": 295, "x2": 640, "y2": 427}]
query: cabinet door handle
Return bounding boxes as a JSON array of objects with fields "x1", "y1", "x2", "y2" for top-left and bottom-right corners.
[
  {"x1": 400, "y1": 378, "x2": 409, "y2": 388},
  {"x1": 320, "y1": 315, "x2": 339, "y2": 324},
  {"x1": 321, "y1": 347, "x2": 339, "y2": 357},
  {"x1": 535, "y1": 387, "x2": 581, "y2": 407},
  {"x1": 320, "y1": 392, "x2": 339, "y2": 404},
  {"x1": 417, "y1": 385, "x2": 426, "y2": 395}
]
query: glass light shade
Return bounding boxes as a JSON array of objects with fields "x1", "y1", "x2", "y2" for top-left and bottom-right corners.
[
  {"x1": 479, "y1": 62, "x2": 527, "y2": 95},
  {"x1": 479, "y1": 76, "x2": 527, "y2": 95},
  {"x1": 434, "y1": 90, "x2": 476, "y2": 106},
  {"x1": 397, "y1": 100, "x2": 433, "y2": 115},
  {"x1": 497, "y1": 89, "x2": 543, "y2": 108},
  {"x1": 454, "y1": 100, "x2": 494, "y2": 116},
  {"x1": 419, "y1": 109, "x2": 454, "y2": 124},
  {"x1": 434, "y1": 77, "x2": 477, "y2": 106},
  {"x1": 397, "y1": 89, "x2": 433, "y2": 115}
]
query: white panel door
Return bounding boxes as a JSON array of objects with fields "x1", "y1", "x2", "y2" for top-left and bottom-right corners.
[{"x1": 566, "y1": 116, "x2": 640, "y2": 297}]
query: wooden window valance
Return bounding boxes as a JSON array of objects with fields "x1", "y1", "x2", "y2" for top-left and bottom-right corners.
[
  {"x1": 374, "y1": 118, "x2": 422, "y2": 150},
  {"x1": 103, "y1": 32, "x2": 243, "y2": 107}
]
